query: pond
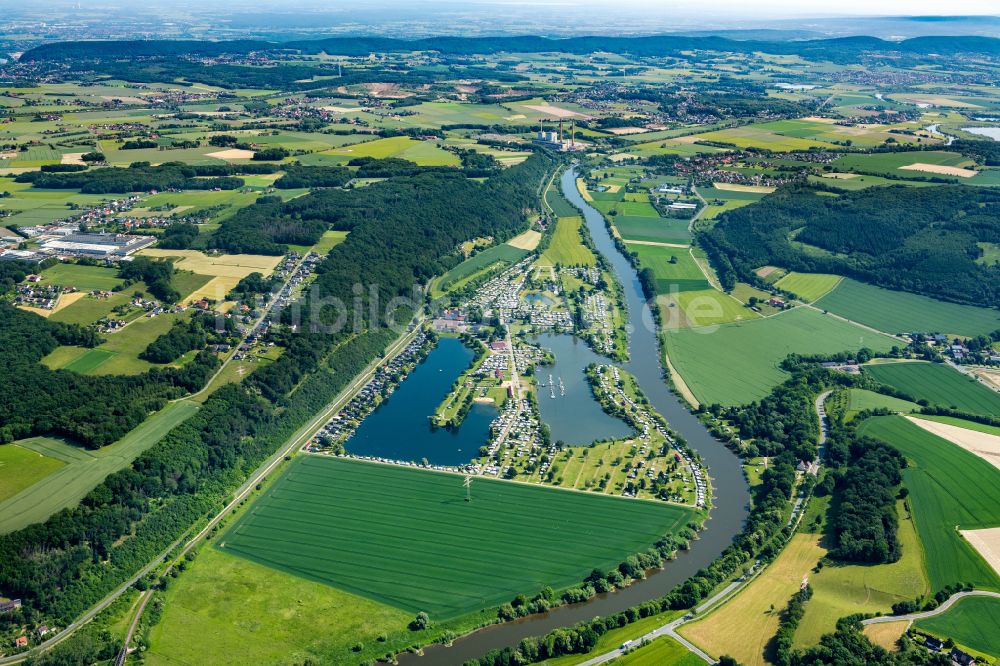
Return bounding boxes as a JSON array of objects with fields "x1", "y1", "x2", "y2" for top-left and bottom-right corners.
[
  {"x1": 344, "y1": 336, "x2": 496, "y2": 466},
  {"x1": 531, "y1": 332, "x2": 634, "y2": 445}
]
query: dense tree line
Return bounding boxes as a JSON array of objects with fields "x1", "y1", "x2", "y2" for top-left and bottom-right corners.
[
  {"x1": 700, "y1": 184, "x2": 1000, "y2": 307},
  {"x1": 772, "y1": 585, "x2": 812, "y2": 666},
  {"x1": 273, "y1": 165, "x2": 352, "y2": 189},
  {"x1": 0, "y1": 304, "x2": 218, "y2": 447},
  {"x1": 828, "y1": 437, "x2": 905, "y2": 563},
  {"x1": 953, "y1": 138, "x2": 1000, "y2": 166},
  {"x1": 15, "y1": 161, "x2": 279, "y2": 194},
  {"x1": 119, "y1": 256, "x2": 179, "y2": 303},
  {"x1": 140, "y1": 317, "x2": 208, "y2": 363},
  {"x1": 156, "y1": 221, "x2": 199, "y2": 249}
]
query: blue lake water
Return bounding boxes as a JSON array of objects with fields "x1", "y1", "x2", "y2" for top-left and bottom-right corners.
[
  {"x1": 344, "y1": 337, "x2": 496, "y2": 466},
  {"x1": 532, "y1": 332, "x2": 633, "y2": 445}
]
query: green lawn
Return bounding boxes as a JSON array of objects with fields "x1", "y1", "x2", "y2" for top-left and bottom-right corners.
[
  {"x1": 0, "y1": 444, "x2": 65, "y2": 503},
  {"x1": 832, "y1": 151, "x2": 975, "y2": 178},
  {"x1": 865, "y1": 362, "x2": 1000, "y2": 417},
  {"x1": 220, "y1": 457, "x2": 697, "y2": 618},
  {"x1": 915, "y1": 595, "x2": 1000, "y2": 657},
  {"x1": 312, "y1": 230, "x2": 349, "y2": 255},
  {"x1": 664, "y1": 307, "x2": 897, "y2": 406},
  {"x1": 773, "y1": 272, "x2": 841, "y2": 303},
  {"x1": 613, "y1": 215, "x2": 692, "y2": 245},
  {"x1": 0, "y1": 401, "x2": 201, "y2": 534},
  {"x1": 541, "y1": 216, "x2": 596, "y2": 267},
  {"x1": 815, "y1": 278, "x2": 1000, "y2": 337},
  {"x1": 858, "y1": 416, "x2": 1000, "y2": 592}
]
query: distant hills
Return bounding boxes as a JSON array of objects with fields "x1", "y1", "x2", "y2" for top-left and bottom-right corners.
[{"x1": 19, "y1": 33, "x2": 1000, "y2": 64}]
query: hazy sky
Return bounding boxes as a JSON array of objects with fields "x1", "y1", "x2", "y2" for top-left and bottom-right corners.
[{"x1": 526, "y1": 0, "x2": 1000, "y2": 17}]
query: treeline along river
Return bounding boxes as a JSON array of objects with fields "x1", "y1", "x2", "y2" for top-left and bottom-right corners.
[{"x1": 396, "y1": 168, "x2": 750, "y2": 664}]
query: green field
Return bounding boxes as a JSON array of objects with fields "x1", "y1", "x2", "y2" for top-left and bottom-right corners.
[
  {"x1": 865, "y1": 362, "x2": 1000, "y2": 417},
  {"x1": 845, "y1": 388, "x2": 919, "y2": 415},
  {"x1": 858, "y1": 416, "x2": 1000, "y2": 591},
  {"x1": 631, "y1": 245, "x2": 709, "y2": 294},
  {"x1": 915, "y1": 596, "x2": 1000, "y2": 657},
  {"x1": 220, "y1": 457, "x2": 697, "y2": 618},
  {"x1": 436, "y1": 243, "x2": 530, "y2": 295},
  {"x1": 0, "y1": 444, "x2": 65, "y2": 502},
  {"x1": 145, "y1": 545, "x2": 415, "y2": 666},
  {"x1": 38, "y1": 263, "x2": 125, "y2": 291},
  {"x1": 794, "y1": 501, "x2": 929, "y2": 647},
  {"x1": 832, "y1": 151, "x2": 975, "y2": 178},
  {"x1": 664, "y1": 307, "x2": 897, "y2": 405},
  {"x1": 0, "y1": 400, "x2": 201, "y2": 534},
  {"x1": 63, "y1": 348, "x2": 116, "y2": 373},
  {"x1": 609, "y1": 636, "x2": 706, "y2": 666},
  {"x1": 773, "y1": 272, "x2": 841, "y2": 302},
  {"x1": 815, "y1": 278, "x2": 1000, "y2": 337},
  {"x1": 613, "y1": 215, "x2": 692, "y2": 245},
  {"x1": 541, "y1": 216, "x2": 596, "y2": 266}
]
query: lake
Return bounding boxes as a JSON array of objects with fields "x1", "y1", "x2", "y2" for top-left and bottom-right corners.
[
  {"x1": 344, "y1": 336, "x2": 497, "y2": 466},
  {"x1": 964, "y1": 127, "x2": 1000, "y2": 141}
]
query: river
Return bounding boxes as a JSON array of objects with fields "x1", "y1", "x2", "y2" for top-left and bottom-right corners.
[{"x1": 396, "y1": 168, "x2": 750, "y2": 665}]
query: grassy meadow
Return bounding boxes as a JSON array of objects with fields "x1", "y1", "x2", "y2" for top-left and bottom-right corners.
[
  {"x1": 0, "y1": 443, "x2": 66, "y2": 503},
  {"x1": 0, "y1": 401, "x2": 201, "y2": 534},
  {"x1": 541, "y1": 216, "x2": 597, "y2": 267},
  {"x1": 915, "y1": 595, "x2": 1000, "y2": 657}
]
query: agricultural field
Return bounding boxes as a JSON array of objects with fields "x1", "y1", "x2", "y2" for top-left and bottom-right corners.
[
  {"x1": 858, "y1": 416, "x2": 1000, "y2": 591},
  {"x1": 773, "y1": 272, "x2": 841, "y2": 303},
  {"x1": 0, "y1": 443, "x2": 65, "y2": 503},
  {"x1": 301, "y1": 136, "x2": 460, "y2": 166},
  {"x1": 220, "y1": 457, "x2": 696, "y2": 618},
  {"x1": 815, "y1": 278, "x2": 1000, "y2": 337},
  {"x1": 658, "y1": 288, "x2": 759, "y2": 329},
  {"x1": 138, "y1": 248, "x2": 283, "y2": 303},
  {"x1": 865, "y1": 362, "x2": 1000, "y2": 417},
  {"x1": 630, "y1": 245, "x2": 710, "y2": 294},
  {"x1": 541, "y1": 216, "x2": 597, "y2": 267},
  {"x1": 793, "y1": 501, "x2": 929, "y2": 647},
  {"x1": 831, "y1": 150, "x2": 976, "y2": 179},
  {"x1": 679, "y1": 533, "x2": 825, "y2": 666},
  {"x1": 664, "y1": 307, "x2": 897, "y2": 405},
  {"x1": 914, "y1": 414, "x2": 1000, "y2": 438},
  {"x1": 688, "y1": 123, "x2": 839, "y2": 151},
  {"x1": 696, "y1": 185, "x2": 768, "y2": 222},
  {"x1": 0, "y1": 400, "x2": 200, "y2": 534},
  {"x1": 914, "y1": 595, "x2": 1000, "y2": 657},
  {"x1": 539, "y1": 610, "x2": 685, "y2": 666}
]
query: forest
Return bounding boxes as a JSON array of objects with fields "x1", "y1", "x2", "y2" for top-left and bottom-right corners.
[
  {"x1": 700, "y1": 184, "x2": 1000, "y2": 307},
  {"x1": 0, "y1": 303, "x2": 218, "y2": 447}
]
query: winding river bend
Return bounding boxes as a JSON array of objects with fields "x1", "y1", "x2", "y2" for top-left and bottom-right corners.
[{"x1": 398, "y1": 168, "x2": 750, "y2": 665}]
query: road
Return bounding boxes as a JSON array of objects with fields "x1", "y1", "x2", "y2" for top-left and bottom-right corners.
[
  {"x1": 574, "y1": 580, "x2": 749, "y2": 665},
  {"x1": 809, "y1": 390, "x2": 833, "y2": 476},
  {"x1": 862, "y1": 590, "x2": 1000, "y2": 625},
  {"x1": 5, "y1": 315, "x2": 425, "y2": 666}
]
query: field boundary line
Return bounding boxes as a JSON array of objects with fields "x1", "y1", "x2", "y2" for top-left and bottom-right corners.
[{"x1": 862, "y1": 590, "x2": 1000, "y2": 625}]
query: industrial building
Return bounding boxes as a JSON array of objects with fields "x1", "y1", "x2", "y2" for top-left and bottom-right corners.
[{"x1": 40, "y1": 232, "x2": 156, "y2": 258}]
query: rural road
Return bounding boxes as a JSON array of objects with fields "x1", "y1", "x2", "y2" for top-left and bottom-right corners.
[
  {"x1": 809, "y1": 389, "x2": 833, "y2": 476},
  {"x1": 4, "y1": 315, "x2": 426, "y2": 665},
  {"x1": 862, "y1": 590, "x2": 1000, "y2": 625}
]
